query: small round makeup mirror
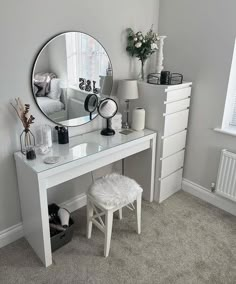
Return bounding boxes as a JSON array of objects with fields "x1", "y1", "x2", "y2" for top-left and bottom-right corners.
[
  {"x1": 98, "y1": 98, "x2": 118, "y2": 136},
  {"x1": 84, "y1": 94, "x2": 99, "y2": 120}
]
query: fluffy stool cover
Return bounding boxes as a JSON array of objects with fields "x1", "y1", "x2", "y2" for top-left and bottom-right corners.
[{"x1": 88, "y1": 173, "x2": 143, "y2": 208}]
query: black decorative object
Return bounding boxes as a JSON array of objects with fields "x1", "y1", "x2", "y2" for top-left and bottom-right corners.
[
  {"x1": 84, "y1": 94, "x2": 99, "y2": 120},
  {"x1": 79, "y1": 78, "x2": 85, "y2": 90},
  {"x1": 85, "y1": 80, "x2": 92, "y2": 92},
  {"x1": 93, "y1": 81, "x2": 99, "y2": 94},
  {"x1": 169, "y1": 73, "x2": 183, "y2": 85},
  {"x1": 55, "y1": 126, "x2": 69, "y2": 144},
  {"x1": 160, "y1": 71, "x2": 171, "y2": 85},
  {"x1": 79, "y1": 78, "x2": 99, "y2": 94},
  {"x1": 97, "y1": 98, "x2": 118, "y2": 136},
  {"x1": 147, "y1": 73, "x2": 160, "y2": 85},
  {"x1": 147, "y1": 72, "x2": 183, "y2": 85}
]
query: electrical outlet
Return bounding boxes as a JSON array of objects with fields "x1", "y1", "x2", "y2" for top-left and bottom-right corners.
[{"x1": 211, "y1": 182, "x2": 216, "y2": 192}]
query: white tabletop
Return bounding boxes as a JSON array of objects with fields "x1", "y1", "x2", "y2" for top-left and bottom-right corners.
[{"x1": 14, "y1": 129, "x2": 156, "y2": 173}]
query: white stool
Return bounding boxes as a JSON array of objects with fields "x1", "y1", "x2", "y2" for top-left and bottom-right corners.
[{"x1": 86, "y1": 173, "x2": 143, "y2": 257}]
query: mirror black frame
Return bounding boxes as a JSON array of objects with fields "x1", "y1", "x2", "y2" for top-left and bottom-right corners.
[
  {"x1": 31, "y1": 31, "x2": 113, "y2": 127},
  {"x1": 84, "y1": 94, "x2": 99, "y2": 120}
]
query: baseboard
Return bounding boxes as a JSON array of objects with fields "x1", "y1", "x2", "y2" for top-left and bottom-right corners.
[
  {"x1": 0, "y1": 223, "x2": 24, "y2": 249},
  {"x1": 182, "y1": 179, "x2": 236, "y2": 216},
  {"x1": 59, "y1": 192, "x2": 87, "y2": 212},
  {"x1": 0, "y1": 193, "x2": 87, "y2": 249}
]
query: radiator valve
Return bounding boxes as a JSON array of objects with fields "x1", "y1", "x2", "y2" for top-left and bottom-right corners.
[{"x1": 211, "y1": 182, "x2": 216, "y2": 192}]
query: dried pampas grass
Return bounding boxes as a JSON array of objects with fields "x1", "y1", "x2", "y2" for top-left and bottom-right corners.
[{"x1": 11, "y1": 98, "x2": 35, "y2": 129}]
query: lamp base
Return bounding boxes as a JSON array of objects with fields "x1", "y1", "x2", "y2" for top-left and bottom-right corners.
[
  {"x1": 122, "y1": 122, "x2": 130, "y2": 129},
  {"x1": 100, "y1": 128, "x2": 115, "y2": 136}
]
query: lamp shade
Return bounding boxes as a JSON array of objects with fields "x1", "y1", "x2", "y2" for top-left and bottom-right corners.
[{"x1": 116, "y1": 80, "x2": 139, "y2": 100}]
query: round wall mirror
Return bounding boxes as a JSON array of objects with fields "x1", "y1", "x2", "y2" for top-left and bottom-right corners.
[{"x1": 32, "y1": 32, "x2": 113, "y2": 127}]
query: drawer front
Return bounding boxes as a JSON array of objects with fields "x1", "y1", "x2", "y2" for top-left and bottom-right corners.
[
  {"x1": 163, "y1": 109, "x2": 189, "y2": 137},
  {"x1": 162, "y1": 130, "x2": 187, "y2": 158},
  {"x1": 159, "y1": 168, "x2": 183, "y2": 203},
  {"x1": 161, "y1": 150, "x2": 185, "y2": 178},
  {"x1": 166, "y1": 87, "x2": 191, "y2": 103},
  {"x1": 165, "y1": 98, "x2": 190, "y2": 115}
]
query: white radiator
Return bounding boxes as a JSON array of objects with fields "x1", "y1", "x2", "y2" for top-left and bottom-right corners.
[{"x1": 216, "y1": 149, "x2": 236, "y2": 202}]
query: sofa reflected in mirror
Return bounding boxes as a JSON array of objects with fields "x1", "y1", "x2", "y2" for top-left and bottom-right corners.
[{"x1": 32, "y1": 32, "x2": 113, "y2": 127}]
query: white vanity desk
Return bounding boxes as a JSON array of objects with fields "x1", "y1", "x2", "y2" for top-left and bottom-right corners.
[{"x1": 14, "y1": 129, "x2": 156, "y2": 267}]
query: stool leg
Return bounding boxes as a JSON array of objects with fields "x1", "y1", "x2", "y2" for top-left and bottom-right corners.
[
  {"x1": 118, "y1": 208, "x2": 122, "y2": 220},
  {"x1": 136, "y1": 193, "x2": 142, "y2": 234},
  {"x1": 87, "y1": 199, "x2": 93, "y2": 239},
  {"x1": 104, "y1": 210, "x2": 113, "y2": 257}
]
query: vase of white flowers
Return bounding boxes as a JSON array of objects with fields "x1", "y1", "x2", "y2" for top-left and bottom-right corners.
[{"x1": 126, "y1": 28, "x2": 159, "y2": 80}]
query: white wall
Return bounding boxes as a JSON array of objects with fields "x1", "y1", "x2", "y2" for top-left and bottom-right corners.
[
  {"x1": 0, "y1": 0, "x2": 159, "y2": 232},
  {"x1": 158, "y1": 0, "x2": 236, "y2": 189}
]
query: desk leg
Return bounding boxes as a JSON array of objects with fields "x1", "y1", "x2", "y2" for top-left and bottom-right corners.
[
  {"x1": 150, "y1": 135, "x2": 157, "y2": 202},
  {"x1": 15, "y1": 158, "x2": 52, "y2": 267},
  {"x1": 124, "y1": 135, "x2": 157, "y2": 202}
]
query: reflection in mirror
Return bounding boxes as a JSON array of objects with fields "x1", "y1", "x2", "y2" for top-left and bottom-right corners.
[
  {"x1": 98, "y1": 98, "x2": 118, "y2": 136},
  {"x1": 71, "y1": 143, "x2": 103, "y2": 159},
  {"x1": 32, "y1": 32, "x2": 113, "y2": 127},
  {"x1": 84, "y1": 94, "x2": 99, "y2": 120}
]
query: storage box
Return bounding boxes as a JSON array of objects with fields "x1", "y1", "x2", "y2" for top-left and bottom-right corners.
[{"x1": 50, "y1": 218, "x2": 74, "y2": 252}]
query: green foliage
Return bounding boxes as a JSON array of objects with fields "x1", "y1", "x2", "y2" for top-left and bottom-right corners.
[{"x1": 126, "y1": 28, "x2": 159, "y2": 63}]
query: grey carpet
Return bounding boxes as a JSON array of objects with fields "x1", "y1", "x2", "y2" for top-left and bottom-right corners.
[{"x1": 0, "y1": 191, "x2": 236, "y2": 284}]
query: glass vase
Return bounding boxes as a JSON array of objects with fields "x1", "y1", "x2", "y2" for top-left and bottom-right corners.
[
  {"x1": 139, "y1": 60, "x2": 146, "y2": 81},
  {"x1": 20, "y1": 129, "x2": 36, "y2": 160}
]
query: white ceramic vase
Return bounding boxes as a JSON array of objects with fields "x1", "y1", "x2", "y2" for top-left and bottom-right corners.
[{"x1": 131, "y1": 108, "x2": 145, "y2": 131}]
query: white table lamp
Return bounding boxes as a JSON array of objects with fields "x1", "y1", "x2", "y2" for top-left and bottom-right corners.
[{"x1": 117, "y1": 80, "x2": 139, "y2": 129}]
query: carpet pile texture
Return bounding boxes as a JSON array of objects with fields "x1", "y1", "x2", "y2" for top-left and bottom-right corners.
[{"x1": 0, "y1": 191, "x2": 235, "y2": 284}]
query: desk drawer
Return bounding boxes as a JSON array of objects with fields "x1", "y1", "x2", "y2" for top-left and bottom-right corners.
[
  {"x1": 165, "y1": 98, "x2": 190, "y2": 115},
  {"x1": 159, "y1": 168, "x2": 183, "y2": 202},
  {"x1": 162, "y1": 130, "x2": 187, "y2": 158},
  {"x1": 166, "y1": 87, "x2": 191, "y2": 103},
  {"x1": 161, "y1": 150, "x2": 185, "y2": 178},
  {"x1": 163, "y1": 109, "x2": 189, "y2": 137}
]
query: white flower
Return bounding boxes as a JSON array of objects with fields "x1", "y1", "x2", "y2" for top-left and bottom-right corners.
[
  {"x1": 134, "y1": 37, "x2": 138, "y2": 41},
  {"x1": 151, "y1": 43, "x2": 158, "y2": 50},
  {"x1": 135, "y1": 42, "x2": 142, "y2": 48},
  {"x1": 143, "y1": 39, "x2": 146, "y2": 43},
  {"x1": 139, "y1": 36, "x2": 143, "y2": 40}
]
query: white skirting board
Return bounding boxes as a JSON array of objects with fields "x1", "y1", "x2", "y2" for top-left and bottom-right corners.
[
  {"x1": 0, "y1": 193, "x2": 87, "y2": 249},
  {"x1": 182, "y1": 179, "x2": 236, "y2": 216}
]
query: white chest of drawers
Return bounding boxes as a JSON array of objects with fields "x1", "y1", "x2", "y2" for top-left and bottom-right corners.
[{"x1": 132, "y1": 81, "x2": 192, "y2": 202}]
